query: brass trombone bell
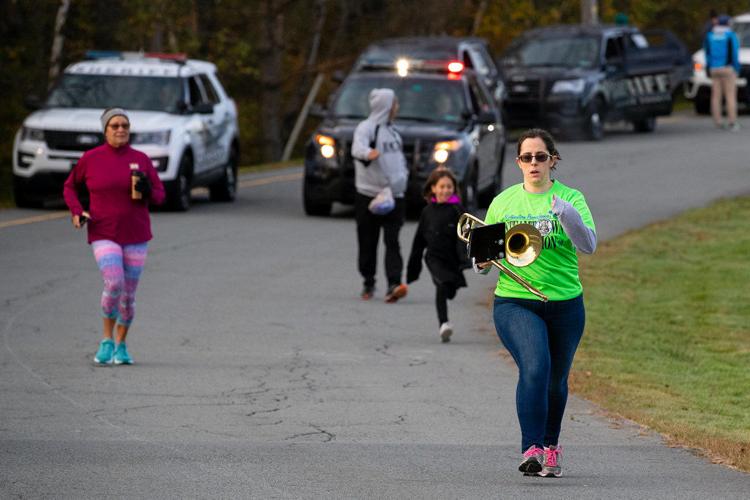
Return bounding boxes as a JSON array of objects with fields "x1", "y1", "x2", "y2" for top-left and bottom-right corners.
[
  {"x1": 457, "y1": 213, "x2": 548, "y2": 302},
  {"x1": 504, "y1": 223, "x2": 543, "y2": 267}
]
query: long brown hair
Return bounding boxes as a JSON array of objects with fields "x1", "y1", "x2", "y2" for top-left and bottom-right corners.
[{"x1": 423, "y1": 167, "x2": 459, "y2": 202}]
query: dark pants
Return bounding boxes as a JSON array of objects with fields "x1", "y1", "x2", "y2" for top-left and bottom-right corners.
[
  {"x1": 493, "y1": 294, "x2": 585, "y2": 452},
  {"x1": 436, "y1": 283, "x2": 457, "y2": 324},
  {"x1": 355, "y1": 193, "x2": 406, "y2": 288}
]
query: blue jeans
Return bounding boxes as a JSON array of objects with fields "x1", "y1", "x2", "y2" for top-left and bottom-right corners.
[{"x1": 493, "y1": 294, "x2": 585, "y2": 452}]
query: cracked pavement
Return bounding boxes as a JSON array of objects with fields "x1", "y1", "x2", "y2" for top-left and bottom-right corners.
[{"x1": 1, "y1": 116, "x2": 749, "y2": 498}]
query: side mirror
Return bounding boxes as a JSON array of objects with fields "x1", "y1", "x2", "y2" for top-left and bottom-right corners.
[
  {"x1": 476, "y1": 111, "x2": 497, "y2": 124},
  {"x1": 331, "y1": 70, "x2": 345, "y2": 83},
  {"x1": 310, "y1": 103, "x2": 326, "y2": 119},
  {"x1": 24, "y1": 95, "x2": 43, "y2": 111},
  {"x1": 192, "y1": 102, "x2": 214, "y2": 114},
  {"x1": 174, "y1": 100, "x2": 189, "y2": 114}
]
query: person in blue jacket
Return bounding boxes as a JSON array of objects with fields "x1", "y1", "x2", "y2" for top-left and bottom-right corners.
[{"x1": 704, "y1": 15, "x2": 741, "y2": 130}]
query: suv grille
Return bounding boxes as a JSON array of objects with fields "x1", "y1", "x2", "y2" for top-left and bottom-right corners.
[
  {"x1": 507, "y1": 78, "x2": 542, "y2": 99},
  {"x1": 339, "y1": 139, "x2": 427, "y2": 176},
  {"x1": 44, "y1": 130, "x2": 104, "y2": 151}
]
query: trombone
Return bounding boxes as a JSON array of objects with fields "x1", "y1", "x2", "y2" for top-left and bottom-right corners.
[{"x1": 457, "y1": 213, "x2": 548, "y2": 302}]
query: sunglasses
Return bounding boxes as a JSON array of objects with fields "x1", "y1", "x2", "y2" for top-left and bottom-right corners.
[
  {"x1": 517, "y1": 152, "x2": 554, "y2": 163},
  {"x1": 109, "y1": 123, "x2": 130, "y2": 130}
]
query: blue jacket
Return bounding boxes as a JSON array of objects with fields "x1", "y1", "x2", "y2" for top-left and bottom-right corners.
[{"x1": 704, "y1": 25, "x2": 741, "y2": 73}]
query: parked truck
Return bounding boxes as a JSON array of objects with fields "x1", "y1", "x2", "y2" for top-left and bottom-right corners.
[{"x1": 499, "y1": 24, "x2": 691, "y2": 140}]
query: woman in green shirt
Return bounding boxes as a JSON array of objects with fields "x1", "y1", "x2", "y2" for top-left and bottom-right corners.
[{"x1": 481, "y1": 128, "x2": 596, "y2": 477}]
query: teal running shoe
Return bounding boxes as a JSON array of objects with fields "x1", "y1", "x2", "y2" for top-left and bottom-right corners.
[
  {"x1": 94, "y1": 338, "x2": 115, "y2": 365},
  {"x1": 113, "y1": 342, "x2": 133, "y2": 365}
]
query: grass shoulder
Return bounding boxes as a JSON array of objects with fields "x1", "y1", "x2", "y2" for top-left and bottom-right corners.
[
  {"x1": 239, "y1": 158, "x2": 302, "y2": 175},
  {"x1": 574, "y1": 196, "x2": 750, "y2": 472}
]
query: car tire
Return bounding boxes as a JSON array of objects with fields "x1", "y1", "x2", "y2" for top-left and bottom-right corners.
[
  {"x1": 694, "y1": 98, "x2": 710, "y2": 115},
  {"x1": 209, "y1": 146, "x2": 238, "y2": 202},
  {"x1": 633, "y1": 116, "x2": 656, "y2": 133},
  {"x1": 166, "y1": 154, "x2": 192, "y2": 212},
  {"x1": 303, "y1": 182, "x2": 332, "y2": 216},
  {"x1": 12, "y1": 177, "x2": 42, "y2": 209},
  {"x1": 461, "y1": 165, "x2": 479, "y2": 213},
  {"x1": 584, "y1": 97, "x2": 605, "y2": 141}
]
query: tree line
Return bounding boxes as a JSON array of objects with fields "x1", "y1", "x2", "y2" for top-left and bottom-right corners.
[{"x1": 0, "y1": 0, "x2": 743, "y2": 183}]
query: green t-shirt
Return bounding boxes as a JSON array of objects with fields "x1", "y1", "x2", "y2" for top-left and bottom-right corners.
[{"x1": 484, "y1": 180, "x2": 595, "y2": 301}]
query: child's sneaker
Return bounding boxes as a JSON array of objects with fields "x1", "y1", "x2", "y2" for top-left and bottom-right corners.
[
  {"x1": 439, "y1": 322, "x2": 453, "y2": 343},
  {"x1": 518, "y1": 445, "x2": 544, "y2": 475},
  {"x1": 361, "y1": 285, "x2": 375, "y2": 300},
  {"x1": 541, "y1": 445, "x2": 562, "y2": 477},
  {"x1": 384, "y1": 283, "x2": 408, "y2": 303},
  {"x1": 113, "y1": 342, "x2": 133, "y2": 365},
  {"x1": 93, "y1": 338, "x2": 114, "y2": 365}
]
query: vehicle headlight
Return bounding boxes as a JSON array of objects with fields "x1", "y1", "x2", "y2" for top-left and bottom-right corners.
[
  {"x1": 21, "y1": 127, "x2": 45, "y2": 142},
  {"x1": 551, "y1": 79, "x2": 585, "y2": 94},
  {"x1": 316, "y1": 134, "x2": 336, "y2": 159},
  {"x1": 131, "y1": 130, "x2": 171, "y2": 146},
  {"x1": 432, "y1": 140, "x2": 461, "y2": 164}
]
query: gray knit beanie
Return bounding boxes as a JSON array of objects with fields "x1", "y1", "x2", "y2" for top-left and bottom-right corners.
[{"x1": 100, "y1": 107, "x2": 129, "y2": 132}]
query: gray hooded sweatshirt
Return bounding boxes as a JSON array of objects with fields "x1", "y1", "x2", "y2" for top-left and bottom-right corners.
[{"x1": 351, "y1": 88, "x2": 409, "y2": 198}]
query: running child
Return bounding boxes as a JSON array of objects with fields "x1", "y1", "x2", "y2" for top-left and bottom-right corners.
[{"x1": 406, "y1": 168, "x2": 469, "y2": 342}]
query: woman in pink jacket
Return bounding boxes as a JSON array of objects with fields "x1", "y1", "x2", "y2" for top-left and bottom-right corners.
[{"x1": 63, "y1": 108, "x2": 165, "y2": 366}]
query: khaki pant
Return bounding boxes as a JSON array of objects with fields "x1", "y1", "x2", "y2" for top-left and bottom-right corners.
[{"x1": 710, "y1": 66, "x2": 738, "y2": 126}]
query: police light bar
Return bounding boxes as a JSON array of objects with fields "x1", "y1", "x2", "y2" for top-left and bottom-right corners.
[
  {"x1": 396, "y1": 58, "x2": 410, "y2": 77},
  {"x1": 447, "y1": 61, "x2": 464, "y2": 73},
  {"x1": 144, "y1": 52, "x2": 188, "y2": 62},
  {"x1": 84, "y1": 50, "x2": 187, "y2": 63},
  {"x1": 357, "y1": 57, "x2": 466, "y2": 77}
]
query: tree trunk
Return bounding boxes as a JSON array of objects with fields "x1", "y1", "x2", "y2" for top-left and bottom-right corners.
[
  {"x1": 472, "y1": 0, "x2": 488, "y2": 35},
  {"x1": 288, "y1": 0, "x2": 327, "y2": 128},
  {"x1": 48, "y1": 0, "x2": 71, "y2": 90},
  {"x1": 258, "y1": 0, "x2": 286, "y2": 161}
]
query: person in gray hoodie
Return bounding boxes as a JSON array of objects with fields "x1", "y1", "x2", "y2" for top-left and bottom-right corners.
[{"x1": 351, "y1": 88, "x2": 410, "y2": 302}]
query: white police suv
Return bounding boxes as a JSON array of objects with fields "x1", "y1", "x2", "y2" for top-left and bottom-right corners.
[{"x1": 12, "y1": 51, "x2": 240, "y2": 210}]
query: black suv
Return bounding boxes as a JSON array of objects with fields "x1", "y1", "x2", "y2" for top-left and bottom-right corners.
[
  {"x1": 499, "y1": 24, "x2": 691, "y2": 139},
  {"x1": 303, "y1": 60, "x2": 506, "y2": 216},
  {"x1": 354, "y1": 37, "x2": 505, "y2": 105}
]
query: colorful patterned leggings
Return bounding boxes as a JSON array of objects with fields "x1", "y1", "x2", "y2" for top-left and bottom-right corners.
[{"x1": 91, "y1": 240, "x2": 148, "y2": 327}]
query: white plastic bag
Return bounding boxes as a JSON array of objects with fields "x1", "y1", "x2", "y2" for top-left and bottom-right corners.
[{"x1": 368, "y1": 186, "x2": 395, "y2": 215}]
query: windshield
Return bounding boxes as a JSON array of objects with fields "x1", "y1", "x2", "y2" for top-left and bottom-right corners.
[
  {"x1": 736, "y1": 22, "x2": 750, "y2": 47},
  {"x1": 46, "y1": 74, "x2": 184, "y2": 112},
  {"x1": 333, "y1": 76, "x2": 467, "y2": 123},
  {"x1": 503, "y1": 36, "x2": 599, "y2": 68}
]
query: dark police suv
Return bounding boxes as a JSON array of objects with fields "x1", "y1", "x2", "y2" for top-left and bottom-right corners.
[
  {"x1": 303, "y1": 57, "x2": 506, "y2": 216},
  {"x1": 499, "y1": 24, "x2": 691, "y2": 140}
]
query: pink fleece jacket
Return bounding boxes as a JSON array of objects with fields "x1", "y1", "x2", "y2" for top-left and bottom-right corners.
[{"x1": 63, "y1": 143, "x2": 165, "y2": 245}]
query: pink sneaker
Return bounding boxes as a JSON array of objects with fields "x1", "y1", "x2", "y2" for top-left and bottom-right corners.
[
  {"x1": 519, "y1": 445, "x2": 544, "y2": 475},
  {"x1": 541, "y1": 445, "x2": 562, "y2": 477}
]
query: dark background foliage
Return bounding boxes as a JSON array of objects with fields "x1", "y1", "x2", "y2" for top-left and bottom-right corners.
[{"x1": 0, "y1": 0, "x2": 744, "y2": 201}]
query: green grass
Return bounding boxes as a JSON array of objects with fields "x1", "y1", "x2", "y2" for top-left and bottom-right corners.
[
  {"x1": 574, "y1": 196, "x2": 750, "y2": 471},
  {"x1": 238, "y1": 158, "x2": 302, "y2": 175}
]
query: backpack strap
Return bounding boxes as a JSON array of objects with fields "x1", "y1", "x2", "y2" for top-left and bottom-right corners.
[
  {"x1": 369, "y1": 124, "x2": 380, "y2": 149},
  {"x1": 360, "y1": 124, "x2": 380, "y2": 168}
]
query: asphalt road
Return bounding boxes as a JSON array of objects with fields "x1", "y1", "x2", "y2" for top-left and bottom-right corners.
[{"x1": 1, "y1": 112, "x2": 748, "y2": 498}]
